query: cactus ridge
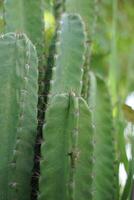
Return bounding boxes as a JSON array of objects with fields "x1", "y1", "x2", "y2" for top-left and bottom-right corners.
[
  {"x1": 50, "y1": 13, "x2": 87, "y2": 97},
  {"x1": 88, "y1": 72, "x2": 116, "y2": 200},
  {"x1": 0, "y1": 33, "x2": 38, "y2": 200}
]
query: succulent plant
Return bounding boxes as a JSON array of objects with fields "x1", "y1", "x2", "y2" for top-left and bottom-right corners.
[{"x1": 0, "y1": 1, "x2": 132, "y2": 200}]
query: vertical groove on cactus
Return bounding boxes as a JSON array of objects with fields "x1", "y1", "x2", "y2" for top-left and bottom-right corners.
[
  {"x1": 0, "y1": 33, "x2": 38, "y2": 200},
  {"x1": 54, "y1": 0, "x2": 65, "y2": 21},
  {"x1": 88, "y1": 72, "x2": 116, "y2": 200},
  {"x1": 68, "y1": 94, "x2": 79, "y2": 200},
  {"x1": 0, "y1": 0, "x2": 4, "y2": 33},
  {"x1": 50, "y1": 13, "x2": 86, "y2": 97},
  {"x1": 81, "y1": 47, "x2": 91, "y2": 101}
]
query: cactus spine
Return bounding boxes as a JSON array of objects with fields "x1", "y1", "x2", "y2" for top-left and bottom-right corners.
[{"x1": 0, "y1": 33, "x2": 38, "y2": 200}]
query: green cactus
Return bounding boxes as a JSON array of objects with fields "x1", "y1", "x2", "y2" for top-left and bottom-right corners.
[
  {"x1": 0, "y1": 33, "x2": 38, "y2": 200},
  {"x1": 4, "y1": 0, "x2": 45, "y2": 129},
  {"x1": 39, "y1": 93, "x2": 93, "y2": 200},
  {"x1": 65, "y1": 0, "x2": 98, "y2": 101},
  {"x1": 3, "y1": 2, "x2": 46, "y2": 196},
  {"x1": 88, "y1": 72, "x2": 117, "y2": 200},
  {"x1": 73, "y1": 97, "x2": 93, "y2": 200},
  {"x1": 39, "y1": 94, "x2": 73, "y2": 200},
  {"x1": 0, "y1": 0, "x2": 131, "y2": 199},
  {"x1": 49, "y1": 13, "x2": 87, "y2": 97}
]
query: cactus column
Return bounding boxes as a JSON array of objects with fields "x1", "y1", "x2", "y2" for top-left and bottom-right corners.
[
  {"x1": 39, "y1": 14, "x2": 93, "y2": 200},
  {"x1": 0, "y1": 33, "x2": 38, "y2": 200},
  {"x1": 88, "y1": 72, "x2": 117, "y2": 200}
]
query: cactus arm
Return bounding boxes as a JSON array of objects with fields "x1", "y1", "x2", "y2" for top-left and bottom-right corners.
[
  {"x1": 50, "y1": 14, "x2": 86, "y2": 96},
  {"x1": 0, "y1": 0, "x2": 4, "y2": 33},
  {"x1": 88, "y1": 72, "x2": 116, "y2": 200},
  {"x1": 65, "y1": 0, "x2": 98, "y2": 101},
  {"x1": 4, "y1": 0, "x2": 45, "y2": 128},
  {"x1": 73, "y1": 97, "x2": 93, "y2": 200},
  {"x1": 4, "y1": 2, "x2": 46, "y2": 195},
  {"x1": 0, "y1": 33, "x2": 38, "y2": 200},
  {"x1": 39, "y1": 93, "x2": 75, "y2": 200}
]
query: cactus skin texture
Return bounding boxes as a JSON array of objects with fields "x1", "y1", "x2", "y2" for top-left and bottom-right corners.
[
  {"x1": 0, "y1": 33, "x2": 38, "y2": 200},
  {"x1": 39, "y1": 93, "x2": 93, "y2": 200},
  {"x1": 50, "y1": 13, "x2": 86, "y2": 97},
  {"x1": 88, "y1": 72, "x2": 116, "y2": 200}
]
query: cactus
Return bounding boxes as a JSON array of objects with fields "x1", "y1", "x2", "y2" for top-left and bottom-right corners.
[
  {"x1": 0, "y1": 1, "x2": 131, "y2": 199},
  {"x1": 4, "y1": 0, "x2": 45, "y2": 130},
  {"x1": 39, "y1": 93, "x2": 93, "y2": 200},
  {"x1": 0, "y1": 33, "x2": 38, "y2": 200},
  {"x1": 65, "y1": 0, "x2": 98, "y2": 101},
  {"x1": 88, "y1": 72, "x2": 117, "y2": 200},
  {"x1": 49, "y1": 14, "x2": 86, "y2": 97},
  {"x1": 39, "y1": 14, "x2": 93, "y2": 200}
]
